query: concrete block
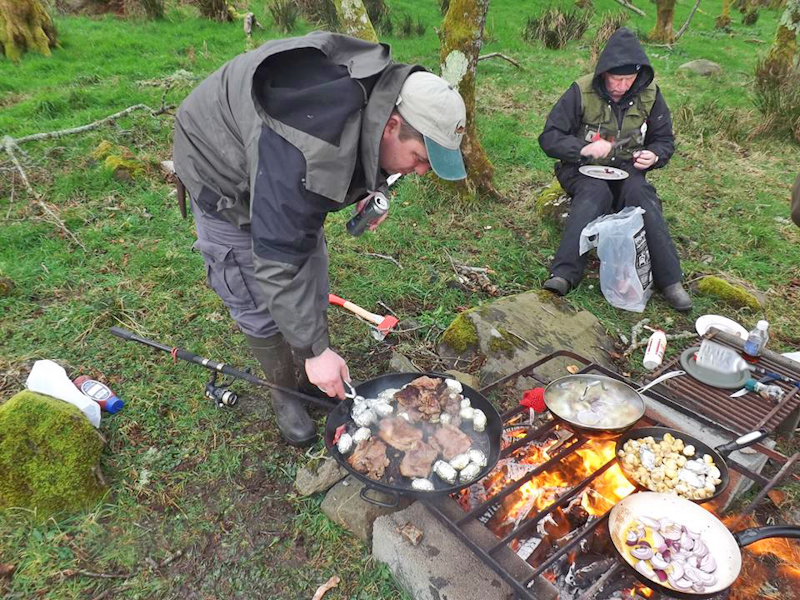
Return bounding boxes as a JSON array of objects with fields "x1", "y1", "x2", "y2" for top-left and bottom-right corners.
[
  {"x1": 321, "y1": 476, "x2": 411, "y2": 544},
  {"x1": 373, "y1": 498, "x2": 559, "y2": 600}
]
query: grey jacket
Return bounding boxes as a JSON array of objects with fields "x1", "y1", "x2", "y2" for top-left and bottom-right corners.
[{"x1": 174, "y1": 32, "x2": 421, "y2": 357}]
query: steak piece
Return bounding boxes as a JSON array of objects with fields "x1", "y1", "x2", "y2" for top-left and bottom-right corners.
[
  {"x1": 400, "y1": 440, "x2": 439, "y2": 479},
  {"x1": 378, "y1": 417, "x2": 424, "y2": 452},
  {"x1": 348, "y1": 439, "x2": 390, "y2": 480},
  {"x1": 394, "y1": 376, "x2": 449, "y2": 421},
  {"x1": 430, "y1": 424, "x2": 472, "y2": 460}
]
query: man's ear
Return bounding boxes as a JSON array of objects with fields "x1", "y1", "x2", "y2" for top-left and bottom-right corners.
[{"x1": 383, "y1": 113, "x2": 401, "y2": 139}]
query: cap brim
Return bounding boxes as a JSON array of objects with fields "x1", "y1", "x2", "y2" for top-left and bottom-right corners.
[{"x1": 424, "y1": 136, "x2": 467, "y2": 181}]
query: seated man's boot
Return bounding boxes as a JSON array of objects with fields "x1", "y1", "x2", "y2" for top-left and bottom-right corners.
[
  {"x1": 245, "y1": 333, "x2": 316, "y2": 447},
  {"x1": 661, "y1": 282, "x2": 693, "y2": 312},
  {"x1": 543, "y1": 276, "x2": 571, "y2": 296}
]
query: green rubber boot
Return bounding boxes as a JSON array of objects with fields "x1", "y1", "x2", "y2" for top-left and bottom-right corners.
[{"x1": 245, "y1": 333, "x2": 316, "y2": 447}]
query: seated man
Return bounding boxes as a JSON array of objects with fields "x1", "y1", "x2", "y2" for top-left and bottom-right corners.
[
  {"x1": 792, "y1": 173, "x2": 800, "y2": 227},
  {"x1": 538, "y1": 27, "x2": 692, "y2": 311}
]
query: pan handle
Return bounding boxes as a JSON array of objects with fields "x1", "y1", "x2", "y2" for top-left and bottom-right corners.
[
  {"x1": 734, "y1": 525, "x2": 800, "y2": 547},
  {"x1": 715, "y1": 429, "x2": 769, "y2": 457},
  {"x1": 359, "y1": 485, "x2": 399, "y2": 508}
]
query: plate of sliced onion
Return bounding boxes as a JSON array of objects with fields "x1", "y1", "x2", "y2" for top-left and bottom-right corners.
[{"x1": 578, "y1": 165, "x2": 630, "y2": 180}]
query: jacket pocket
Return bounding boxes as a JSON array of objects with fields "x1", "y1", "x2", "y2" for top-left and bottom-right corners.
[{"x1": 193, "y1": 239, "x2": 256, "y2": 310}]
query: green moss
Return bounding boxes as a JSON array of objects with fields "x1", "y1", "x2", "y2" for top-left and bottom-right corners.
[
  {"x1": 92, "y1": 140, "x2": 145, "y2": 177},
  {"x1": 696, "y1": 276, "x2": 761, "y2": 311},
  {"x1": 487, "y1": 327, "x2": 524, "y2": 358},
  {"x1": 441, "y1": 311, "x2": 479, "y2": 353},
  {"x1": 534, "y1": 179, "x2": 570, "y2": 224},
  {"x1": 0, "y1": 391, "x2": 106, "y2": 520}
]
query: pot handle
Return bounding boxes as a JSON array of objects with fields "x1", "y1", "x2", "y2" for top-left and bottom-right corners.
[
  {"x1": 715, "y1": 429, "x2": 769, "y2": 457},
  {"x1": 637, "y1": 370, "x2": 685, "y2": 394},
  {"x1": 360, "y1": 485, "x2": 399, "y2": 508},
  {"x1": 734, "y1": 525, "x2": 800, "y2": 547}
]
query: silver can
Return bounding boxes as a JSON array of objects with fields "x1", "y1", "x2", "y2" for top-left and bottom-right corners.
[{"x1": 346, "y1": 192, "x2": 389, "y2": 237}]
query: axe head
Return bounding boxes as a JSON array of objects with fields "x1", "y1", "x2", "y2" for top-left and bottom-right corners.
[{"x1": 369, "y1": 315, "x2": 399, "y2": 341}]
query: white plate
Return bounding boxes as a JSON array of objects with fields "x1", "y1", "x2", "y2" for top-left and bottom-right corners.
[
  {"x1": 578, "y1": 165, "x2": 630, "y2": 180},
  {"x1": 695, "y1": 314, "x2": 748, "y2": 340}
]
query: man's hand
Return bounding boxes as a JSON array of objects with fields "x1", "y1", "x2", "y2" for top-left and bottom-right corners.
[
  {"x1": 580, "y1": 139, "x2": 613, "y2": 160},
  {"x1": 305, "y1": 348, "x2": 350, "y2": 400},
  {"x1": 355, "y1": 197, "x2": 389, "y2": 231},
  {"x1": 633, "y1": 150, "x2": 658, "y2": 170}
]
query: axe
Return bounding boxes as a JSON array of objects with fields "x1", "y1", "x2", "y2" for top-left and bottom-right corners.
[{"x1": 328, "y1": 294, "x2": 399, "y2": 341}]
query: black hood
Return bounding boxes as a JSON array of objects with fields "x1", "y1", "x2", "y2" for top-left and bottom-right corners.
[{"x1": 593, "y1": 27, "x2": 653, "y2": 103}]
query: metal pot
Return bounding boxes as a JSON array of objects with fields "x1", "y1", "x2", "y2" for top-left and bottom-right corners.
[{"x1": 324, "y1": 373, "x2": 503, "y2": 507}]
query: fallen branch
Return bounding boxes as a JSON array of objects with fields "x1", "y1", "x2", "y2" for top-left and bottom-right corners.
[
  {"x1": 12, "y1": 104, "x2": 155, "y2": 145},
  {"x1": 623, "y1": 318, "x2": 696, "y2": 357},
  {"x1": 477, "y1": 52, "x2": 522, "y2": 69},
  {"x1": 614, "y1": 0, "x2": 646, "y2": 16},
  {"x1": 675, "y1": 0, "x2": 702, "y2": 41},
  {"x1": 84, "y1": 550, "x2": 184, "y2": 600},
  {"x1": 312, "y1": 575, "x2": 341, "y2": 600},
  {"x1": 364, "y1": 252, "x2": 403, "y2": 269}
]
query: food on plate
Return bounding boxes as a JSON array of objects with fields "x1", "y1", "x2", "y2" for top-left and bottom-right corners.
[
  {"x1": 400, "y1": 441, "x2": 439, "y2": 478},
  {"x1": 348, "y1": 439, "x2": 390, "y2": 480},
  {"x1": 546, "y1": 377, "x2": 643, "y2": 429},
  {"x1": 618, "y1": 433, "x2": 722, "y2": 500},
  {"x1": 378, "y1": 416, "x2": 425, "y2": 451},
  {"x1": 429, "y1": 424, "x2": 473, "y2": 460},
  {"x1": 623, "y1": 516, "x2": 717, "y2": 593},
  {"x1": 394, "y1": 375, "x2": 449, "y2": 421}
]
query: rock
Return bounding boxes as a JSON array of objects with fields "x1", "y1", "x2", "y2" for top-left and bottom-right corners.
[
  {"x1": 694, "y1": 276, "x2": 761, "y2": 311},
  {"x1": 438, "y1": 291, "x2": 616, "y2": 385},
  {"x1": 294, "y1": 457, "x2": 347, "y2": 496},
  {"x1": 678, "y1": 59, "x2": 722, "y2": 77},
  {"x1": 0, "y1": 391, "x2": 106, "y2": 519},
  {"x1": 321, "y1": 476, "x2": 412, "y2": 543},
  {"x1": 388, "y1": 353, "x2": 420, "y2": 374},
  {"x1": 443, "y1": 370, "x2": 480, "y2": 391},
  {"x1": 0, "y1": 277, "x2": 14, "y2": 297},
  {"x1": 535, "y1": 180, "x2": 571, "y2": 231}
]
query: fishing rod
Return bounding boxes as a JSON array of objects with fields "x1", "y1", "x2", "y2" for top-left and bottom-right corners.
[{"x1": 109, "y1": 327, "x2": 338, "y2": 410}]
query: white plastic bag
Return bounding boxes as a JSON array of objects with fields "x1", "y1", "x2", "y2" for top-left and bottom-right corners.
[
  {"x1": 26, "y1": 360, "x2": 101, "y2": 428},
  {"x1": 579, "y1": 206, "x2": 653, "y2": 312}
]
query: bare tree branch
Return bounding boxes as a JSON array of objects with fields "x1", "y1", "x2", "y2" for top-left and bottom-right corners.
[
  {"x1": 478, "y1": 52, "x2": 522, "y2": 69},
  {"x1": 614, "y1": 0, "x2": 646, "y2": 17},
  {"x1": 676, "y1": 0, "x2": 702, "y2": 41}
]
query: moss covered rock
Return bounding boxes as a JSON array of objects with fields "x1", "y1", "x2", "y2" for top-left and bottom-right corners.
[
  {"x1": 440, "y1": 310, "x2": 479, "y2": 354},
  {"x1": 91, "y1": 140, "x2": 145, "y2": 178},
  {"x1": 535, "y1": 179, "x2": 571, "y2": 229},
  {"x1": 696, "y1": 276, "x2": 761, "y2": 311},
  {"x1": 0, "y1": 390, "x2": 106, "y2": 519}
]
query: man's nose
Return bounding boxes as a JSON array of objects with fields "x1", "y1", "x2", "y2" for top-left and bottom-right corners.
[{"x1": 416, "y1": 164, "x2": 430, "y2": 176}]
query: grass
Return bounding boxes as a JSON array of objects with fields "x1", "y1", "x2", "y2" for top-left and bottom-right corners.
[{"x1": 1, "y1": 0, "x2": 799, "y2": 598}]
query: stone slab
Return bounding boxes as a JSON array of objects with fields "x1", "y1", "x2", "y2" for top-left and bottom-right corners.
[
  {"x1": 321, "y1": 476, "x2": 412, "y2": 544},
  {"x1": 373, "y1": 498, "x2": 558, "y2": 600}
]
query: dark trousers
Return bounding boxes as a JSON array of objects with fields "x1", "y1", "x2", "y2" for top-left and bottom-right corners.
[{"x1": 551, "y1": 165, "x2": 683, "y2": 289}]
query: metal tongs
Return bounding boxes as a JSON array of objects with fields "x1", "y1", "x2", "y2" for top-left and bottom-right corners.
[{"x1": 343, "y1": 380, "x2": 365, "y2": 403}]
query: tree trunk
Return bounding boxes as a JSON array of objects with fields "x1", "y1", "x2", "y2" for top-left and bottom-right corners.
[
  {"x1": 766, "y1": 0, "x2": 799, "y2": 70},
  {"x1": 716, "y1": 0, "x2": 732, "y2": 28},
  {"x1": 0, "y1": 0, "x2": 57, "y2": 62},
  {"x1": 333, "y1": 0, "x2": 378, "y2": 43},
  {"x1": 648, "y1": 0, "x2": 677, "y2": 43},
  {"x1": 439, "y1": 0, "x2": 500, "y2": 200}
]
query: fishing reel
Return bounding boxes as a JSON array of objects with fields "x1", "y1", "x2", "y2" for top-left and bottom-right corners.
[{"x1": 205, "y1": 371, "x2": 238, "y2": 408}]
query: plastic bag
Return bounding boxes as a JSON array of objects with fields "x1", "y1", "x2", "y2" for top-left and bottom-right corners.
[{"x1": 579, "y1": 206, "x2": 653, "y2": 312}]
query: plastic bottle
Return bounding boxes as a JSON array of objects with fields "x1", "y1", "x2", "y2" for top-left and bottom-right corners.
[
  {"x1": 73, "y1": 375, "x2": 125, "y2": 413},
  {"x1": 696, "y1": 340, "x2": 749, "y2": 375},
  {"x1": 743, "y1": 320, "x2": 769, "y2": 358},
  {"x1": 643, "y1": 330, "x2": 667, "y2": 371},
  {"x1": 25, "y1": 360, "x2": 101, "y2": 427},
  {"x1": 744, "y1": 378, "x2": 784, "y2": 402}
]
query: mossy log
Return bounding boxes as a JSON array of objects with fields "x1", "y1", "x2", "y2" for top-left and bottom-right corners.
[
  {"x1": 765, "y1": 0, "x2": 800, "y2": 72},
  {"x1": 696, "y1": 276, "x2": 762, "y2": 311},
  {"x1": 333, "y1": 0, "x2": 378, "y2": 43},
  {"x1": 439, "y1": 0, "x2": 500, "y2": 200},
  {"x1": 0, "y1": 0, "x2": 57, "y2": 62}
]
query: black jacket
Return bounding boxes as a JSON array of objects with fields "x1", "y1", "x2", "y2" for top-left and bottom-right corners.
[{"x1": 538, "y1": 28, "x2": 675, "y2": 169}]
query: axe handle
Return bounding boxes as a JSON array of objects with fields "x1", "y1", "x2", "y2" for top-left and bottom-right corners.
[{"x1": 328, "y1": 294, "x2": 383, "y2": 326}]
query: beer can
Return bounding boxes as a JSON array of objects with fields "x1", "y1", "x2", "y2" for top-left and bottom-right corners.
[
  {"x1": 643, "y1": 330, "x2": 667, "y2": 371},
  {"x1": 346, "y1": 192, "x2": 389, "y2": 237}
]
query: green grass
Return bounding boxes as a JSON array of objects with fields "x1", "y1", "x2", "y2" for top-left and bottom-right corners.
[{"x1": 2, "y1": 1, "x2": 800, "y2": 598}]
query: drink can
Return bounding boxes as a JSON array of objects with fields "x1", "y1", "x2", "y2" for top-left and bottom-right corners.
[
  {"x1": 346, "y1": 192, "x2": 389, "y2": 237},
  {"x1": 643, "y1": 330, "x2": 667, "y2": 371}
]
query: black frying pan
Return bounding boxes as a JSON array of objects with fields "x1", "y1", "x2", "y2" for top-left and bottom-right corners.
[
  {"x1": 614, "y1": 427, "x2": 769, "y2": 503},
  {"x1": 609, "y1": 492, "x2": 800, "y2": 598},
  {"x1": 324, "y1": 373, "x2": 503, "y2": 507}
]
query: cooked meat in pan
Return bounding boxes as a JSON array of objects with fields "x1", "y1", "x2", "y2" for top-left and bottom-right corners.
[
  {"x1": 429, "y1": 424, "x2": 472, "y2": 460},
  {"x1": 399, "y1": 440, "x2": 439, "y2": 479},
  {"x1": 378, "y1": 416, "x2": 424, "y2": 451},
  {"x1": 348, "y1": 439, "x2": 390, "y2": 480},
  {"x1": 394, "y1": 375, "x2": 448, "y2": 422}
]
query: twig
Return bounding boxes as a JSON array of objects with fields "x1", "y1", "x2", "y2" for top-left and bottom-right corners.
[
  {"x1": 364, "y1": 252, "x2": 403, "y2": 269},
  {"x1": 506, "y1": 330, "x2": 534, "y2": 347},
  {"x1": 454, "y1": 264, "x2": 492, "y2": 273},
  {"x1": 675, "y1": 0, "x2": 701, "y2": 41},
  {"x1": 6, "y1": 175, "x2": 13, "y2": 219},
  {"x1": 377, "y1": 301, "x2": 398, "y2": 316},
  {"x1": 13, "y1": 104, "x2": 155, "y2": 145},
  {"x1": 477, "y1": 52, "x2": 522, "y2": 69},
  {"x1": 624, "y1": 330, "x2": 696, "y2": 356},
  {"x1": 84, "y1": 549, "x2": 184, "y2": 600},
  {"x1": 614, "y1": 0, "x2": 645, "y2": 17},
  {"x1": 61, "y1": 569, "x2": 131, "y2": 580}
]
